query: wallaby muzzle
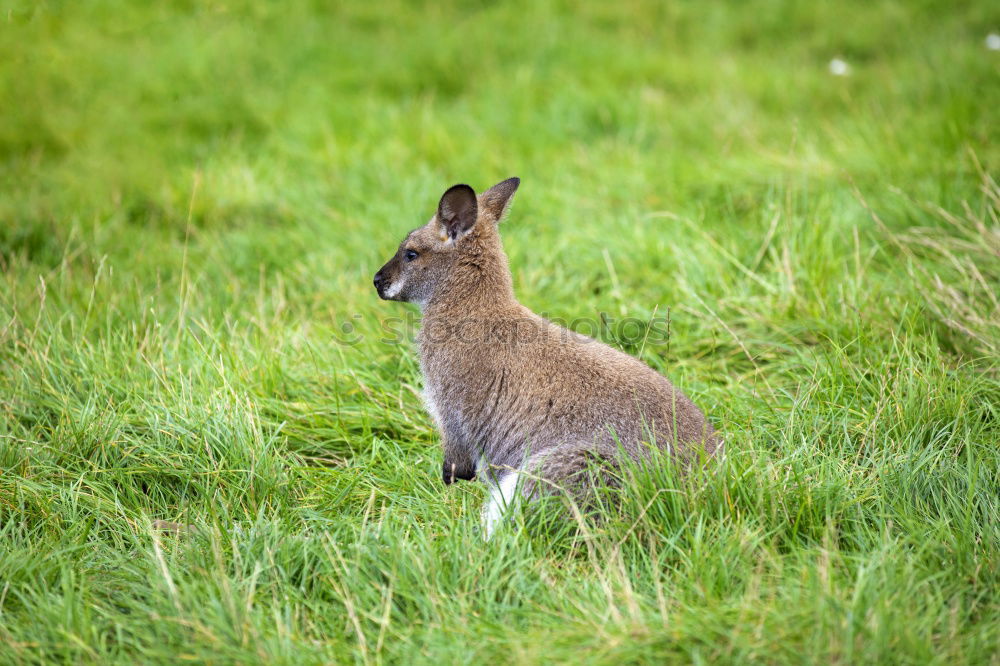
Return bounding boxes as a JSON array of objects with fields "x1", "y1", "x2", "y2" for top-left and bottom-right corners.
[
  {"x1": 373, "y1": 258, "x2": 400, "y2": 301},
  {"x1": 372, "y1": 269, "x2": 388, "y2": 299}
]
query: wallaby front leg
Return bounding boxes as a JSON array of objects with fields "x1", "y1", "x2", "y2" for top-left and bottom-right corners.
[{"x1": 441, "y1": 433, "x2": 476, "y2": 485}]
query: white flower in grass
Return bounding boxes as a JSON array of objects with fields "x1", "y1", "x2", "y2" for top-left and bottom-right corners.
[
  {"x1": 829, "y1": 58, "x2": 850, "y2": 76},
  {"x1": 986, "y1": 33, "x2": 1000, "y2": 51}
]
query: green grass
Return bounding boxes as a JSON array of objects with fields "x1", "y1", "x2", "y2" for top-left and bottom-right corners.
[{"x1": 1, "y1": 0, "x2": 999, "y2": 663}]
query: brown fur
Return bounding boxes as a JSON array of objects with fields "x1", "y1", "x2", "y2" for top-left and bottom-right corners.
[{"x1": 374, "y1": 178, "x2": 718, "y2": 507}]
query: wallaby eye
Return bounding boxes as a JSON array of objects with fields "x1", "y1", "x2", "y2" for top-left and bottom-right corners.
[{"x1": 404, "y1": 249, "x2": 419, "y2": 262}]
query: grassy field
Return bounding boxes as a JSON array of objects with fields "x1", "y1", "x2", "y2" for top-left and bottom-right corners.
[{"x1": 2, "y1": 1, "x2": 999, "y2": 663}]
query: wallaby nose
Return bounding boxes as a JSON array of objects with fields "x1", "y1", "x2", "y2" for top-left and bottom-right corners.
[{"x1": 373, "y1": 272, "x2": 384, "y2": 291}]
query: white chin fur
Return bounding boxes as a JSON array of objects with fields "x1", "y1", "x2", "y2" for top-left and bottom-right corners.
[
  {"x1": 384, "y1": 280, "x2": 404, "y2": 300},
  {"x1": 481, "y1": 471, "x2": 520, "y2": 540}
]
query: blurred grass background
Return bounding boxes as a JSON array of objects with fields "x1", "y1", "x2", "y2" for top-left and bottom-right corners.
[{"x1": 1, "y1": 1, "x2": 998, "y2": 663}]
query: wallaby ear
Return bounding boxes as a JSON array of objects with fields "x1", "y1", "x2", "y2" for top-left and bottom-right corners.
[
  {"x1": 479, "y1": 177, "x2": 520, "y2": 223},
  {"x1": 437, "y1": 184, "x2": 479, "y2": 241}
]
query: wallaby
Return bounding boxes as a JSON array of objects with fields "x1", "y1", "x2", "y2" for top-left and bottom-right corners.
[{"x1": 374, "y1": 178, "x2": 719, "y2": 538}]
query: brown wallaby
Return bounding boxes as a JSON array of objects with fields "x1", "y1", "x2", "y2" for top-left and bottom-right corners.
[{"x1": 374, "y1": 178, "x2": 719, "y2": 537}]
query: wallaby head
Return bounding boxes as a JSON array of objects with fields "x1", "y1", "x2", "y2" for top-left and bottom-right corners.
[{"x1": 373, "y1": 178, "x2": 521, "y2": 308}]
